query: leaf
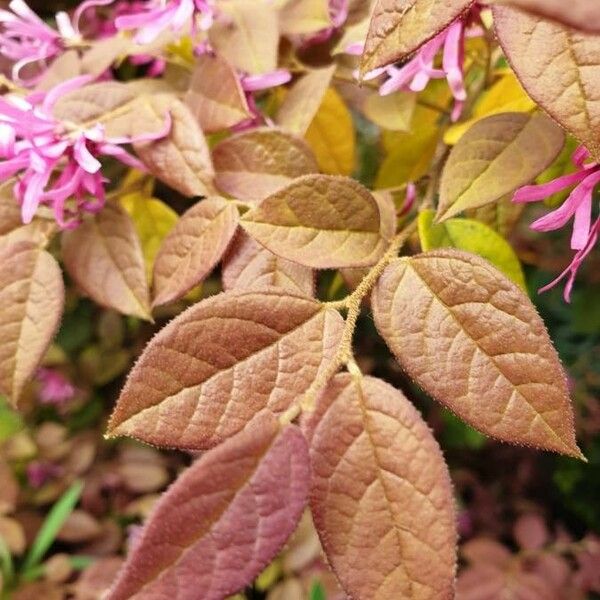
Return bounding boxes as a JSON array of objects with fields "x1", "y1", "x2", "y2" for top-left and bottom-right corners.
[
  {"x1": 372, "y1": 249, "x2": 583, "y2": 457},
  {"x1": 209, "y1": 0, "x2": 280, "y2": 74},
  {"x1": 52, "y1": 80, "x2": 167, "y2": 138},
  {"x1": 493, "y1": 6, "x2": 600, "y2": 159},
  {"x1": 362, "y1": 90, "x2": 416, "y2": 132},
  {"x1": 185, "y1": 53, "x2": 251, "y2": 133},
  {"x1": 152, "y1": 197, "x2": 240, "y2": 307},
  {"x1": 279, "y1": 0, "x2": 331, "y2": 34},
  {"x1": 22, "y1": 481, "x2": 83, "y2": 573},
  {"x1": 35, "y1": 50, "x2": 81, "y2": 92},
  {"x1": 305, "y1": 374, "x2": 457, "y2": 599},
  {"x1": 62, "y1": 203, "x2": 151, "y2": 320},
  {"x1": 376, "y1": 108, "x2": 440, "y2": 188},
  {"x1": 133, "y1": 94, "x2": 215, "y2": 197},
  {"x1": 488, "y1": 0, "x2": 600, "y2": 33},
  {"x1": 465, "y1": 195, "x2": 525, "y2": 237},
  {"x1": 107, "y1": 413, "x2": 310, "y2": 600},
  {"x1": 119, "y1": 192, "x2": 178, "y2": 280},
  {"x1": 212, "y1": 128, "x2": 319, "y2": 202},
  {"x1": 80, "y1": 35, "x2": 133, "y2": 78},
  {"x1": 418, "y1": 209, "x2": 526, "y2": 288},
  {"x1": 241, "y1": 175, "x2": 387, "y2": 269},
  {"x1": 0, "y1": 182, "x2": 56, "y2": 247},
  {"x1": 444, "y1": 71, "x2": 536, "y2": 145},
  {"x1": 360, "y1": 0, "x2": 475, "y2": 74},
  {"x1": 107, "y1": 289, "x2": 343, "y2": 449},
  {"x1": 0, "y1": 243, "x2": 64, "y2": 406},
  {"x1": 222, "y1": 233, "x2": 314, "y2": 296},
  {"x1": 437, "y1": 112, "x2": 564, "y2": 221},
  {"x1": 304, "y1": 88, "x2": 356, "y2": 176},
  {"x1": 276, "y1": 66, "x2": 336, "y2": 135}
]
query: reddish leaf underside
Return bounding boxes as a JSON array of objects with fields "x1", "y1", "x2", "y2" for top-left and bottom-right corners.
[
  {"x1": 108, "y1": 289, "x2": 343, "y2": 449},
  {"x1": 372, "y1": 249, "x2": 583, "y2": 458},
  {"x1": 107, "y1": 413, "x2": 310, "y2": 600},
  {"x1": 305, "y1": 374, "x2": 457, "y2": 599}
]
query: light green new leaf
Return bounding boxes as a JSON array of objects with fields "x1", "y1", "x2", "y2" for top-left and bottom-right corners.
[{"x1": 418, "y1": 209, "x2": 526, "y2": 289}]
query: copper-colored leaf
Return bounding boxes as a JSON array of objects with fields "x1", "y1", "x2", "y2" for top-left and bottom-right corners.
[
  {"x1": 152, "y1": 197, "x2": 239, "y2": 307},
  {"x1": 0, "y1": 243, "x2": 64, "y2": 406},
  {"x1": 241, "y1": 175, "x2": 387, "y2": 269},
  {"x1": 52, "y1": 80, "x2": 167, "y2": 138},
  {"x1": 213, "y1": 128, "x2": 319, "y2": 202},
  {"x1": 185, "y1": 53, "x2": 251, "y2": 133},
  {"x1": 494, "y1": 6, "x2": 600, "y2": 159},
  {"x1": 437, "y1": 112, "x2": 564, "y2": 221},
  {"x1": 209, "y1": 0, "x2": 280, "y2": 75},
  {"x1": 360, "y1": 0, "x2": 475, "y2": 74},
  {"x1": 276, "y1": 66, "x2": 336, "y2": 135},
  {"x1": 0, "y1": 182, "x2": 56, "y2": 247},
  {"x1": 108, "y1": 414, "x2": 310, "y2": 600},
  {"x1": 487, "y1": 0, "x2": 600, "y2": 33},
  {"x1": 305, "y1": 375, "x2": 457, "y2": 599},
  {"x1": 222, "y1": 233, "x2": 314, "y2": 296},
  {"x1": 133, "y1": 94, "x2": 215, "y2": 197},
  {"x1": 372, "y1": 249, "x2": 582, "y2": 457},
  {"x1": 107, "y1": 290, "x2": 343, "y2": 449},
  {"x1": 62, "y1": 203, "x2": 151, "y2": 320}
]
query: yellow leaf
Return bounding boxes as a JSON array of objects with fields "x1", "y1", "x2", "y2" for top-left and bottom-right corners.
[
  {"x1": 304, "y1": 88, "x2": 355, "y2": 176},
  {"x1": 376, "y1": 104, "x2": 440, "y2": 188},
  {"x1": 444, "y1": 72, "x2": 537, "y2": 144},
  {"x1": 418, "y1": 209, "x2": 526, "y2": 289},
  {"x1": 119, "y1": 192, "x2": 178, "y2": 280}
]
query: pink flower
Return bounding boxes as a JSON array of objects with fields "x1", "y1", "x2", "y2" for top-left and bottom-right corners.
[
  {"x1": 26, "y1": 461, "x2": 63, "y2": 488},
  {"x1": 115, "y1": 0, "x2": 215, "y2": 44},
  {"x1": 0, "y1": 0, "x2": 114, "y2": 85},
  {"x1": 513, "y1": 145, "x2": 600, "y2": 301},
  {"x1": 233, "y1": 69, "x2": 291, "y2": 131},
  {"x1": 0, "y1": 75, "x2": 171, "y2": 228},
  {"x1": 36, "y1": 368, "x2": 76, "y2": 406},
  {"x1": 361, "y1": 8, "x2": 482, "y2": 122}
]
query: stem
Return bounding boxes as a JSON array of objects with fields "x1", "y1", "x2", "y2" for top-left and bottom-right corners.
[{"x1": 280, "y1": 220, "x2": 417, "y2": 425}]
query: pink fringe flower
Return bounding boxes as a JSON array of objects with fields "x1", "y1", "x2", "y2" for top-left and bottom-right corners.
[
  {"x1": 115, "y1": 0, "x2": 215, "y2": 44},
  {"x1": 513, "y1": 145, "x2": 600, "y2": 301},
  {"x1": 0, "y1": 0, "x2": 114, "y2": 85},
  {"x1": 36, "y1": 368, "x2": 76, "y2": 406},
  {"x1": 360, "y1": 8, "x2": 482, "y2": 122},
  {"x1": 234, "y1": 69, "x2": 291, "y2": 131},
  {"x1": 0, "y1": 75, "x2": 171, "y2": 228}
]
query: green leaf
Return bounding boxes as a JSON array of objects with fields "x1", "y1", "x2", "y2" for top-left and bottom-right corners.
[
  {"x1": 0, "y1": 397, "x2": 23, "y2": 441},
  {"x1": 310, "y1": 580, "x2": 327, "y2": 600},
  {"x1": 418, "y1": 209, "x2": 526, "y2": 289},
  {"x1": 22, "y1": 480, "x2": 84, "y2": 573}
]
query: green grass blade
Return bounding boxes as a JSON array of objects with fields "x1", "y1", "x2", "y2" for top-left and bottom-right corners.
[{"x1": 22, "y1": 480, "x2": 83, "y2": 573}]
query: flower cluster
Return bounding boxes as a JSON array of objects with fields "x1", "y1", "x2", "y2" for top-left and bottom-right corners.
[
  {"x1": 0, "y1": 0, "x2": 113, "y2": 85},
  {"x1": 0, "y1": 76, "x2": 170, "y2": 228},
  {"x1": 513, "y1": 145, "x2": 600, "y2": 301},
  {"x1": 115, "y1": 0, "x2": 216, "y2": 44}
]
